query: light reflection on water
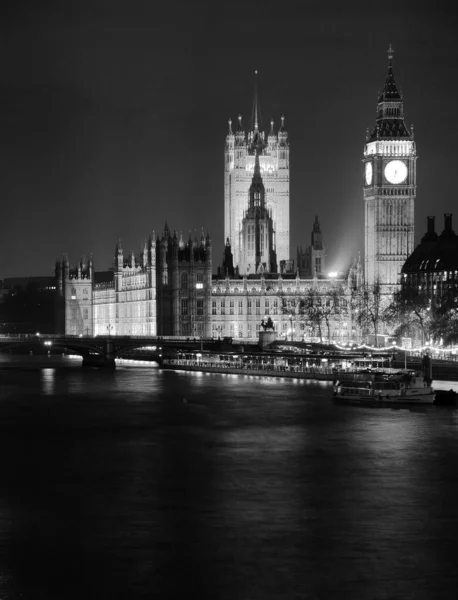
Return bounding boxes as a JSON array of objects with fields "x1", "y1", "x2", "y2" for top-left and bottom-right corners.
[
  {"x1": 0, "y1": 355, "x2": 457, "y2": 599},
  {"x1": 40, "y1": 368, "x2": 56, "y2": 395}
]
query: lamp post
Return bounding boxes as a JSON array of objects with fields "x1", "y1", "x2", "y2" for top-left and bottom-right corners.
[
  {"x1": 289, "y1": 314, "x2": 293, "y2": 341},
  {"x1": 107, "y1": 323, "x2": 113, "y2": 338}
]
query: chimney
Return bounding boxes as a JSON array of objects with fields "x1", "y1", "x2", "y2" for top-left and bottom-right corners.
[
  {"x1": 427, "y1": 216, "x2": 435, "y2": 234},
  {"x1": 444, "y1": 213, "x2": 452, "y2": 232}
]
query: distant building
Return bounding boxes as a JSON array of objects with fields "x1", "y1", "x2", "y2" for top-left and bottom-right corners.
[
  {"x1": 363, "y1": 46, "x2": 416, "y2": 289},
  {"x1": 0, "y1": 276, "x2": 56, "y2": 334},
  {"x1": 401, "y1": 214, "x2": 458, "y2": 308}
]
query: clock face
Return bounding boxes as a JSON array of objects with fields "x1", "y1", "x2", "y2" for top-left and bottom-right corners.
[
  {"x1": 384, "y1": 160, "x2": 408, "y2": 184},
  {"x1": 365, "y1": 161, "x2": 373, "y2": 185}
]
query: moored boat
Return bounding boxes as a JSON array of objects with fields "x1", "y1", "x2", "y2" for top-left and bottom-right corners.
[{"x1": 333, "y1": 369, "x2": 435, "y2": 406}]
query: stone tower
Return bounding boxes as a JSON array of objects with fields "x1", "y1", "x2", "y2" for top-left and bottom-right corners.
[
  {"x1": 297, "y1": 216, "x2": 326, "y2": 278},
  {"x1": 55, "y1": 254, "x2": 94, "y2": 336},
  {"x1": 224, "y1": 72, "x2": 289, "y2": 273},
  {"x1": 364, "y1": 46, "x2": 416, "y2": 289},
  {"x1": 240, "y1": 152, "x2": 277, "y2": 275}
]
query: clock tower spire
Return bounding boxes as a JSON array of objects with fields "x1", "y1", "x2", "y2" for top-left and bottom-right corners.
[{"x1": 363, "y1": 46, "x2": 416, "y2": 289}]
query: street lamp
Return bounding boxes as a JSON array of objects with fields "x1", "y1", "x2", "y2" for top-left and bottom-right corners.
[{"x1": 107, "y1": 324, "x2": 113, "y2": 337}]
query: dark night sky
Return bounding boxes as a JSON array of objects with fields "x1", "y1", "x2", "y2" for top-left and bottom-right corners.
[{"x1": 1, "y1": 0, "x2": 457, "y2": 278}]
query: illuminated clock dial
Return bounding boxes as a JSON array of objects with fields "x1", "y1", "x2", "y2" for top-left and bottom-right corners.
[
  {"x1": 365, "y1": 161, "x2": 373, "y2": 185},
  {"x1": 384, "y1": 160, "x2": 408, "y2": 184}
]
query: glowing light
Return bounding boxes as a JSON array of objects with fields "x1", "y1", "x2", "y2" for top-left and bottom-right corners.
[
  {"x1": 332, "y1": 342, "x2": 458, "y2": 353},
  {"x1": 328, "y1": 272, "x2": 338, "y2": 278}
]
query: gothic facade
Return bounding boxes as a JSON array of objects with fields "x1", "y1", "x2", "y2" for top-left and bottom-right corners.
[
  {"x1": 224, "y1": 73, "x2": 289, "y2": 273},
  {"x1": 209, "y1": 267, "x2": 362, "y2": 343},
  {"x1": 56, "y1": 225, "x2": 362, "y2": 343},
  {"x1": 297, "y1": 216, "x2": 326, "y2": 278},
  {"x1": 364, "y1": 46, "x2": 416, "y2": 289},
  {"x1": 55, "y1": 227, "x2": 212, "y2": 338}
]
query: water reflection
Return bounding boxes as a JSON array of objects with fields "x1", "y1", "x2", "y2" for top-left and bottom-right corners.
[
  {"x1": 0, "y1": 356, "x2": 457, "y2": 598},
  {"x1": 41, "y1": 368, "x2": 56, "y2": 395}
]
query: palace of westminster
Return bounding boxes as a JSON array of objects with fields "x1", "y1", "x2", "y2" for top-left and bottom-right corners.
[{"x1": 55, "y1": 48, "x2": 454, "y2": 342}]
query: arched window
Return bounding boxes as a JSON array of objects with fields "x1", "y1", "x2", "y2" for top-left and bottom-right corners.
[{"x1": 181, "y1": 272, "x2": 188, "y2": 290}]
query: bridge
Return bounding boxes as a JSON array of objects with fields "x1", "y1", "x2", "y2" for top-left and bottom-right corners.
[
  {"x1": 0, "y1": 334, "x2": 252, "y2": 367},
  {"x1": 0, "y1": 333, "x2": 400, "y2": 370}
]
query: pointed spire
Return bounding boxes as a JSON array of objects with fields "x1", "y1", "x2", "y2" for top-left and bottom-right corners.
[
  {"x1": 388, "y1": 43, "x2": 394, "y2": 61},
  {"x1": 367, "y1": 46, "x2": 411, "y2": 142},
  {"x1": 228, "y1": 118, "x2": 233, "y2": 135},
  {"x1": 378, "y1": 43, "x2": 401, "y2": 102},
  {"x1": 251, "y1": 70, "x2": 262, "y2": 132},
  {"x1": 269, "y1": 118, "x2": 275, "y2": 137}
]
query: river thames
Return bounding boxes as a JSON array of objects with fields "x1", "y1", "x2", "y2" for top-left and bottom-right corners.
[{"x1": 0, "y1": 354, "x2": 457, "y2": 599}]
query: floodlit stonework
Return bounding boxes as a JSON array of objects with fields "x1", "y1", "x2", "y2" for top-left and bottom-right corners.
[
  {"x1": 58, "y1": 57, "x2": 425, "y2": 342},
  {"x1": 364, "y1": 46, "x2": 416, "y2": 289},
  {"x1": 224, "y1": 74, "x2": 289, "y2": 272}
]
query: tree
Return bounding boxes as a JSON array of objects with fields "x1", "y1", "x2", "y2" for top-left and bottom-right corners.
[
  {"x1": 384, "y1": 286, "x2": 432, "y2": 345},
  {"x1": 429, "y1": 308, "x2": 458, "y2": 346},
  {"x1": 352, "y1": 280, "x2": 385, "y2": 345},
  {"x1": 321, "y1": 285, "x2": 346, "y2": 343},
  {"x1": 279, "y1": 285, "x2": 348, "y2": 343},
  {"x1": 302, "y1": 289, "x2": 324, "y2": 342}
]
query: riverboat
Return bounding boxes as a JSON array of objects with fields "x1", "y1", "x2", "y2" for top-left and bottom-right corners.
[{"x1": 333, "y1": 370, "x2": 435, "y2": 406}]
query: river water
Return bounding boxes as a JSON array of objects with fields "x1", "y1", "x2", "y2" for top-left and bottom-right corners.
[{"x1": 0, "y1": 354, "x2": 457, "y2": 599}]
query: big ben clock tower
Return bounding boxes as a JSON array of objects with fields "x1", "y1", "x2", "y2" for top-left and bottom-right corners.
[{"x1": 364, "y1": 46, "x2": 416, "y2": 289}]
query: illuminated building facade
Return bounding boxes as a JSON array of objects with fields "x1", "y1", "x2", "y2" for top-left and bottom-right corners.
[
  {"x1": 56, "y1": 229, "x2": 361, "y2": 343},
  {"x1": 239, "y1": 152, "x2": 277, "y2": 275},
  {"x1": 363, "y1": 46, "x2": 416, "y2": 289},
  {"x1": 224, "y1": 73, "x2": 289, "y2": 273},
  {"x1": 55, "y1": 226, "x2": 212, "y2": 337},
  {"x1": 209, "y1": 270, "x2": 359, "y2": 343},
  {"x1": 401, "y1": 214, "x2": 458, "y2": 308}
]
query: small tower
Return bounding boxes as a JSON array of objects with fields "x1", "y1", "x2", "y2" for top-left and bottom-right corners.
[
  {"x1": 63, "y1": 255, "x2": 93, "y2": 336},
  {"x1": 297, "y1": 216, "x2": 326, "y2": 278}
]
